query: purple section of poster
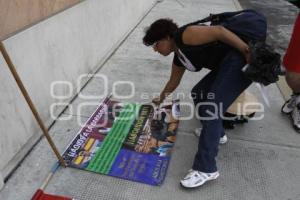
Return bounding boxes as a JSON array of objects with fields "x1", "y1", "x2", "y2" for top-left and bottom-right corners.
[
  {"x1": 62, "y1": 98, "x2": 117, "y2": 164},
  {"x1": 109, "y1": 149, "x2": 170, "y2": 185}
]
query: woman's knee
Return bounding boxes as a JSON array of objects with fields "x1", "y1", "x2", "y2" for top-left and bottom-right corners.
[{"x1": 286, "y1": 71, "x2": 300, "y2": 92}]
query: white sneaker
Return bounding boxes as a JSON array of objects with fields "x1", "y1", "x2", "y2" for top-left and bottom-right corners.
[
  {"x1": 194, "y1": 128, "x2": 228, "y2": 144},
  {"x1": 219, "y1": 134, "x2": 228, "y2": 144},
  {"x1": 282, "y1": 95, "x2": 297, "y2": 114},
  {"x1": 291, "y1": 105, "x2": 300, "y2": 132},
  {"x1": 180, "y1": 169, "x2": 219, "y2": 188},
  {"x1": 194, "y1": 127, "x2": 202, "y2": 137}
]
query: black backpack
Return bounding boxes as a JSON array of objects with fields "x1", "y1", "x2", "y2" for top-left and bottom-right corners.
[
  {"x1": 189, "y1": 10, "x2": 281, "y2": 86},
  {"x1": 188, "y1": 9, "x2": 267, "y2": 42}
]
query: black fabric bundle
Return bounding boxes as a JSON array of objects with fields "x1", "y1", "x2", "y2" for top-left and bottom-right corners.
[
  {"x1": 242, "y1": 42, "x2": 282, "y2": 86},
  {"x1": 288, "y1": 0, "x2": 300, "y2": 8}
]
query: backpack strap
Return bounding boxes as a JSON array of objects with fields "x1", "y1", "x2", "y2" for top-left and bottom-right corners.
[
  {"x1": 187, "y1": 10, "x2": 254, "y2": 26},
  {"x1": 187, "y1": 14, "x2": 214, "y2": 25}
]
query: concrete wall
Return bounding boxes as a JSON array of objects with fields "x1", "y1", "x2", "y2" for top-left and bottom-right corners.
[
  {"x1": 0, "y1": 0, "x2": 80, "y2": 40},
  {"x1": 0, "y1": 0, "x2": 156, "y2": 189}
]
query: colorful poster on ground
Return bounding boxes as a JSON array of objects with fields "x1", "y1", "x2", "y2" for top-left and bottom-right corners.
[{"x1": 62, "y1": 96, "x2": 180, "y2": 185}]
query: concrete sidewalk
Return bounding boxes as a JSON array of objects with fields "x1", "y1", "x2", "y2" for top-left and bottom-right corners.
[{"x1": 1, "y1": 0, "x2": 300, "y2": 199}]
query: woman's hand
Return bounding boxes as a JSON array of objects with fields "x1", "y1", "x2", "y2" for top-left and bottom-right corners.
[
  {"x1": 242, "y1": 45, "x2": 251, "y2": 63},
  {"x1": 154, "y1": 63, "x2": 185, "y2": 106}
]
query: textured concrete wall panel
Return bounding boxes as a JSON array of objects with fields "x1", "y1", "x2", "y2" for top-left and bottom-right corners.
[
  {"x1": 0, "y1": 0, "x2": 80, "y2": 40},
  {"x1": 0, "y1": 0, "x2": 155, "y2": 184}
]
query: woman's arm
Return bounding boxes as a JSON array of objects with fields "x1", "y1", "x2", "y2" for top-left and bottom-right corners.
[
  {"x1": 182, "y1": 25, "x2": 250, "y2": 62},
  {"x1": 153, "y1": 63, "x2": 185, "y2": 104}
]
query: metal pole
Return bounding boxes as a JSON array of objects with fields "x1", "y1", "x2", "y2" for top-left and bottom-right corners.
[{"x1": 0, "y1": 41, "x2": 66, "y2": 167}]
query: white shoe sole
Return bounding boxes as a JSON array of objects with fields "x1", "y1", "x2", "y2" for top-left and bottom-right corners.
[
  {"x1": 281, "y1": 98, "x2": 296, "y2": 114},
  {"x1": 180, "y1": 172, "x2": 219, "y2": 188},
  {"x1": 219, "y1": 135, "x2": 228, "y2": 144},
  {"x1": 282, "y1": 103, "x2": 294, "y2": 114}
]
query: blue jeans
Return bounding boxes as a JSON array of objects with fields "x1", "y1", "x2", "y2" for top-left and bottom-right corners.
[{"x1": 191, "y1": 50, "x2": 252, "y2": 173}]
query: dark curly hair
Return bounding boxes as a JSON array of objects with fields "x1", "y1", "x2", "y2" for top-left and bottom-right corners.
[{"x1": 143, "y1": 18, "x2": 178, "y2": 46}]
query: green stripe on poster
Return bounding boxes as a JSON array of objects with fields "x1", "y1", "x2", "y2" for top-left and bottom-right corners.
[{"x1": 87, "y1": 103, "x2": 141, "y2": 174}]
